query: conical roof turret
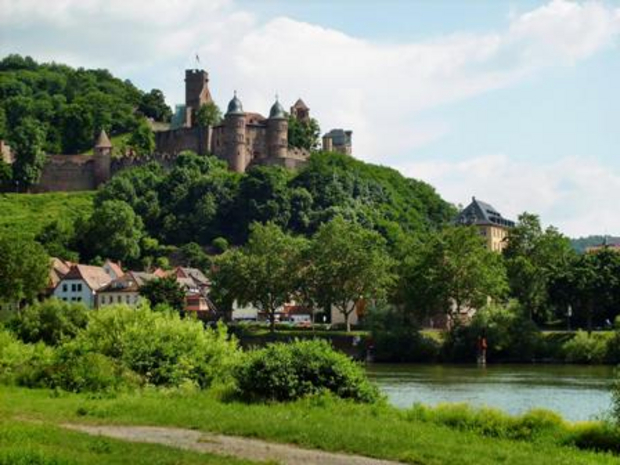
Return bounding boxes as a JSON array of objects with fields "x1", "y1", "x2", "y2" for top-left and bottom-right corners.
[
  {"x1": 95, "y1": 129, "x2": 112, "y2": 148},
  {"x1": 269, "y1": 98, "x2": 286, "y2": 120}
]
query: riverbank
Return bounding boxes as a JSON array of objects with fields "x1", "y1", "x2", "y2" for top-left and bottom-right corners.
[
  {"x1": 234, "y1": 325, "x2": 619, "y2": 364},
  {"x1": 2, "y1": 386, "x2": 619, "y2": 464}
]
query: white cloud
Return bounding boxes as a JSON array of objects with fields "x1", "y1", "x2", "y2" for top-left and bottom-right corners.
[{"x1": 403, "y1": 154, "x2": 620, "y2": 237}]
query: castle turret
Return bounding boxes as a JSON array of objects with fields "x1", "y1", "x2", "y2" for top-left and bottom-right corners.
[
  {"x1": 267, "y1": 99, "x2": 288, "y2": 159},
  {"x1": 185, "y1": 69, "x2": 213, "y2": 126},
  {"x1": 93, "y1": 129, "x2": 112, "y2": 186},
  {"x1": 290, "y1": 98, "x2": 310, "y2": 122},
  {"x1": 224, "y1": 93, "x2": 247, "y2": 173}
]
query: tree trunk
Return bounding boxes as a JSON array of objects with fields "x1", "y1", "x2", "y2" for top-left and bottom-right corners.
[{"x1": 269, "y1": 308, "x2": 276, "y2": 333}]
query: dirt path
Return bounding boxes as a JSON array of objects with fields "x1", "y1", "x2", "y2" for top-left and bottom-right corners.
[{"x1": 63, "y1": 424, "x2": 404, "y2": 465}]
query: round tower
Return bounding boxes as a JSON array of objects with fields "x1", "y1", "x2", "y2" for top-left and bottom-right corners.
[
  {"x1": 93, "y1": 129, "x2": 112, "y2": 186},
  {"x1": 224, "y1": 93, "x2": 246, "y2": 173},
  {"x1": 267, "y1": 98, "x2": 288, "y2": 159}
]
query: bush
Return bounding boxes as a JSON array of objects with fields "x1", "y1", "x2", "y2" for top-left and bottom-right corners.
[
  {"x1": 43, "y1": 342, "x2": 140, "y2": 393},
  {"x1": 562, "y1": 331, "x2": 608, "y2": 364},
  {"x1": 0, "y1": 328, "x2": 53, "y2": 386},
  {"x1": 234, "y1": 339, "x2": 379, "y2": 403},
  {"x1": 73, "y1": 304, "x2": 239, "y2": 388},
  {"x1": 8, "y1": 299, "x2": 88, "y2": 346},
  {"x1": 212, "y1": 237, "x2": 229, "y2": 253}
]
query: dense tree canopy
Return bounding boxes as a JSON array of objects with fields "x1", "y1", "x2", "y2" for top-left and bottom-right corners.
[{"x1": 0, "y1": 54, "x2": 168, "y2": 155}]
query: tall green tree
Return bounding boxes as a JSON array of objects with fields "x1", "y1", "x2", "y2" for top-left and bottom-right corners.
[
  {"x1": 128, "y1": 118, "x2": 155, "y2": 156},
  {"x1": 77, "y1": 200, "x2": 144, "y2": 264},
  {"x1": 139, "y1": 89, "x2": 172, "y2": 122},
  {"x1": 0, "y1": 235, "x2": 50, "y2": 309},
  {"x1": 195, "y1": 102, "x2": 222, "y2": 127},
  {"x1": 288, "y1": 116, "x2": 321, "y2": 151},
  {"x1": 9, "y1": 116, "x2": 47, "y2": 189},
  {"x1": 403, "y1": 226, "x2": 508, "y2": 324},
  {"x1": 212, "y1": 222, "x2": 307, "y2": 332},
  {"x1": 308, "y1": 216, "x2": 394, "y2": 332},
  {"x1": 503, "y1": 213, "x2": 575, "y2": 322}
]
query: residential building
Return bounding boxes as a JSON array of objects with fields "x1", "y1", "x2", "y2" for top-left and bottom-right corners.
[
  {"x1": 53, "y1": 264, "x2": 115, "y2": 307},
  {"x1": 456, "y1": 197, "x2": 515, "y2": 252},
  {"x1": 96, "y1": 271, "x2": 156, "y2": 308}
]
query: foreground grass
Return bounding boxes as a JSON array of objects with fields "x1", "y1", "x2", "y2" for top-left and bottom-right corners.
[
  {"x1": 0, "y1": 419, "x2": 262, "y2": 465},
  {"x1": 0, "y1": 192, "x2": 95, "y2": 238},
  {"x1": 1, "y1": 387, "x2": 618, "y2": 465}
]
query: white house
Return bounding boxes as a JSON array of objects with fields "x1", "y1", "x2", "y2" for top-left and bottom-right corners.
[{"x1": 53, "y1": 264, "x2": 114, "y2": 308}]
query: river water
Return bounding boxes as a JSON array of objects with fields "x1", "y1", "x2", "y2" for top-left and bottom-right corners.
[{"x1": 367, "y1": 364, "x2": 616, "y2": 422}]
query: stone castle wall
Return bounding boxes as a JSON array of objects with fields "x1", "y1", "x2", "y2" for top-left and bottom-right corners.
[
  {"x1": 34, "y1": 155, "x2": 97, "y2": 192},
  {"x1": 154, "y1": 126, "x2": 211, "y2": 156}
]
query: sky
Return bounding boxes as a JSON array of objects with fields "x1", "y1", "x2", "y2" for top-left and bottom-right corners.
[{"x1": 1, "y1": 0, "x2": 619, "y2": 237}]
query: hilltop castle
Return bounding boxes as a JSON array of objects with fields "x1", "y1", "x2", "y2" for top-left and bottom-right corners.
[
  {"x1": 2, "y1": 68, "x2": 353, "y2": 192},
  {"x1": 155, "y1": 68, "x2": 353, "y2": 173}
]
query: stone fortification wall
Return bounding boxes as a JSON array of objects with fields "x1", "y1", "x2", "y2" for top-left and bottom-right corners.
[
  {"x1": 34, "y1": 155, "x2": 97, "y2": 192},
  {"x1": 154, "y1": 126, "x2": 211, "y2": 156}
]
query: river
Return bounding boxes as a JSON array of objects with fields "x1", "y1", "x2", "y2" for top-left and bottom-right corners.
[{"x1": 367, "y1": 364, "x2": 616, "y2": 422}]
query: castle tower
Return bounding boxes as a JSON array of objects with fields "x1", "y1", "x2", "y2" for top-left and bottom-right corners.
[
  {"x1": 267, "y1": 98, "x2": 288, "y2": 159},
  {"x1": 93, "y1": 129, "x2": 112, "y2": 186},
  {"x1": 224, "y1": 93, "x2": 247, "y2": 173},
  {"x1": 185, "y1": 69, "x2": 213, "y2": 126},
  {"x1": 290, "y1": 98, "x2": 310, "y2": 122}
]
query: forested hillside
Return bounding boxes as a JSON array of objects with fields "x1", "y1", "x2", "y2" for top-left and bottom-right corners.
[
  {"x1": 0, "y1": 54, "x2": 170, "y2": 155},
  {"x1": 33, "y1": 151, "x2": 455, "y2": 266},
  {"x1": 571, "y1": 236, "x2": 620, "y2": 254}
]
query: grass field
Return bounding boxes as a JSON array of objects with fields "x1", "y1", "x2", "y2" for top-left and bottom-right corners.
[
  {"x1": 0, "y1": 191, "x2": 95, "y2": 238},
  {"x1": 2, "y1": 387, "x2": 619, "y2": 465}
]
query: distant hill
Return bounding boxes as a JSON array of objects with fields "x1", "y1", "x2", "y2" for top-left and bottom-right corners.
[
  {"x1": 571, "y1": 235, "x2": 620, "y2": 254},
  {"x1": 0, "y1": 54, "x2": 170, "y2": 155}
]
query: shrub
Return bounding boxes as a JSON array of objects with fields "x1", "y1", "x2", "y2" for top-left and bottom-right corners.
[
  {"x1": 234, "y1": 339, "x2": 379, "y2": 403},
  {"x1": 562, "y1": 331, "x2": 608, "y2": 364},
  {"x1": 568, "y1": 421, "x2": 620, "y2": 453},
  {"x1": 9, "y1": 299, "x2": 88, "y2": 346},
  {"x1": 0, "y1": 328, "x2": 53, "y2": 386},
  {"x1": 43, "y1": 342, "x2": 140, "y2": 393},
  {"x1": 74, "y1": 304, "x2": 239, "y2": 388},
  {"x1": 212, "y1": 237, "x2": 229, "y2": 253}
]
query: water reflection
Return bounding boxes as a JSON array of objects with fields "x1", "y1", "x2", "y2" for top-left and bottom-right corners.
[{"x1": 367, "y1": 364, "x2": 615, "y2": 421}]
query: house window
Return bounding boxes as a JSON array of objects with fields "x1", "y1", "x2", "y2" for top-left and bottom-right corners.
[
  {"x1": 117, "y1": 296, "x2": 121, "y2": 303},
  {"x1": 77, "y1": 297, "x2": 82, "y2": 302},
  {"x1": 126, "y1": 295, "x2": 130, "y2": 303},
  {"x1": 62, "y1": 284, "x2": 68, "y2": 292},
  {"x1": 77, "y1": 283, "x2": 83, "y2": 292},
  {"x1": 71, "y1": 284, "x2": 77, "y2": 292}
]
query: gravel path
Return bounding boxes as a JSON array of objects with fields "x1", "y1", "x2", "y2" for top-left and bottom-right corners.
[{"x1": 63, "y1": 424, "x2": 404, "y2": 465}]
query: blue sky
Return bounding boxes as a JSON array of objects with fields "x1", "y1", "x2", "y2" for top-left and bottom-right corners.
[{"x1": 1, "y1": 0, "x2": 619, "y2": 236}]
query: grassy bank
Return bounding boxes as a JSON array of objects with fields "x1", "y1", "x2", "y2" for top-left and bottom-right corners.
[
  {"x1": 0, "y1": 191, "x2": 95, "y2": 238},
  {"x1": 2, "y1": 387, "x2": 619, "y2": 465}
]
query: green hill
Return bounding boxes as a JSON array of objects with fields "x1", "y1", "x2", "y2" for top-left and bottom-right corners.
[{"x1": 0, "y1": 191, "x2": 95, "y2": 238}]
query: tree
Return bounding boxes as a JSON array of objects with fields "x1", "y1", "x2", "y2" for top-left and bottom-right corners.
[
  {"x1": 9, "y1": 117, "x2": 47, "y2": 189},
  {"x1": 503, "y1": 213, "x2": 575, "y2": 322},
  {"x1": 179, "y1": 242, "x2": 211, "y2": 272},
  {"x1": 138, "y1": 89, "x2": 172, "y2": 122},
  {"x1": 139, "y1": 275, "x2": 186, "y2": 313},
  {"x1": 128, "y1": 118, "x2": 155, "y2": 156},
  {"x1": 308, "y1": 216, "x2": 394, "y2": 332},
  {"x1": 77, "y1": 200, "x2": 144, "y2": 264},
  {"x1": 0, "y1": 159, "x2": 11, "y2": 184},
  {"x1": 403, "y1": 226, "x2": 507, "y2": 324},
  {"x1": 212, "y1": 222, "x2": 307, "y2": 332},
  {"x1": 288, "y1": 116, "x2": 321, "y2": 151},
  {"x1": 61, "y1": 103, "x2": 94, "y2": 154},
  {"x1": 195, "y1": 102, "x2": 222, "y2": 127},
  {"x1": 0, "y1": 235, "x2": 50, "y2": 309},
  {"x1": 35, "y1": 220, "x2": 79, "y2": 262}
]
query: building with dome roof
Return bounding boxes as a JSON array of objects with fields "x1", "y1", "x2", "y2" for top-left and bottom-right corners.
[{"x1": 155, "y1": 68, "x2": 317, "y2": 173}]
